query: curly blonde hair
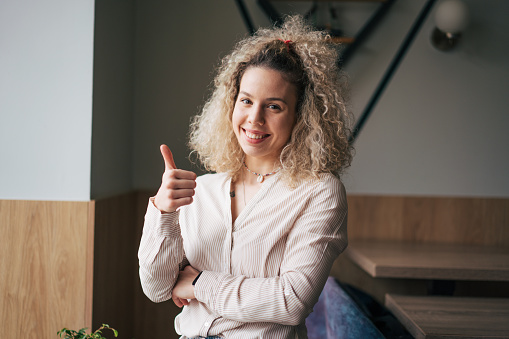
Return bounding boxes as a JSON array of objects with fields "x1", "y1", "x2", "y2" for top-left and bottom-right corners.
[{"x1": 189, "y1": 15, "x2": 353, "y2": 187}]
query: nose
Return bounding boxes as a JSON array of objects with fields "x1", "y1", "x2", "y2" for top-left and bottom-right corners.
[{"x1": 247, "y1": 104, "x2": 264, "y2": 125}]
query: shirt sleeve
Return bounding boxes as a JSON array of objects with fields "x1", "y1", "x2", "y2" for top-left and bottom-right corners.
[
  {"x1": 138, "y1": 197, "x2": 186, "y2": 303},
  {"x1": 193, "y1": 178, "x2": 348, "y2": 325}
]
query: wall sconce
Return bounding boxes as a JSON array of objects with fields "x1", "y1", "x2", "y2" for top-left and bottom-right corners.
[{"x1": 431, "y1": 0, "x2": 469, "y2": 51}]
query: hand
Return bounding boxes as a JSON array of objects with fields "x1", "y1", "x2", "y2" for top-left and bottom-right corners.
[
  {"x1": 154, "y1": 144, "x2": 197, "y2": 213},
  {"x1": 172, "y1": 265, "x2": 200, "y2": 307}
]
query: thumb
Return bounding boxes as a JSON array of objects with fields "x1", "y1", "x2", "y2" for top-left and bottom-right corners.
[{"x1": 160, "y1": 144, "x2": 177, "y2": 170}]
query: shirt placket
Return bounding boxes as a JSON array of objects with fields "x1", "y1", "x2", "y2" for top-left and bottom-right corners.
[
  {"x1": 223, "y1": 219, "x2": 233, "y2": 273},
  {"x1": 224, "y1": 179, "x2": 233, "y2": 273},
  {"x1": 198, "y1": 314, "x2": 216, "y2": 337}
]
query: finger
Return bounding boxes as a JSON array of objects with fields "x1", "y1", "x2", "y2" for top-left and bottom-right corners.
[
  {"x1": 160, "y1": 144, "x2": 177, "y2": 170},
  {"x1": 184, "y1": 265, "x2": 199, "y2": 274},
  {"x1": 181, "y1": 298, "x2": 190, "y2": 306},
  {"x1": 172, "y1": 295, "x2": 184, "y2": 308},
  {"x1": 165, "y1": 178, "x2": 197, "y2": 190},
  {"x1": 165, "y1": 169, "x2": 197, "y2": 181},
  {"x1": 166, "y1": 189, "x2": 195, "y2": 200},
  {"x1": 163, "y1": 177, "x2": 196, "y2": 190},
  {"x1": 169, "y1": 197, "x2": 193, "y2": 210}
]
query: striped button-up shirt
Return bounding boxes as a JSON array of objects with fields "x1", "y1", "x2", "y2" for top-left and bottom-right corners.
[{"x1": 138, "y1": 172, "x2": 348, "y2": 339}]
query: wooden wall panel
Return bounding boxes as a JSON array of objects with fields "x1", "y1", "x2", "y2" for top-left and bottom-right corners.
[
  {"x1": 92, "y1": 193, "x2": 137, "y2": 338},
  {"x1": 4, "y1": 193, "x2": 504, "y2": 338},
  {"x1": 133, "y1": 192, "x2": 182, "y2": 339},
  {"x1": 346, "y1": 195, "x2": 509, "y2": 246},
  {"x1": 93, "y1": 191, "x2": 181, "y2": 339},
  {"x1": 334, "y1": 194, "x2": 509, "y2": 303},
  {"x1": 0, "y1": 199, "x2": 93, "y2": 338}
]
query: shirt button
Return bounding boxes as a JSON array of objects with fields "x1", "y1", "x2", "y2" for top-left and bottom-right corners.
[{"x1": 204, "y1": 322, "x2": 209, "y2": 327}]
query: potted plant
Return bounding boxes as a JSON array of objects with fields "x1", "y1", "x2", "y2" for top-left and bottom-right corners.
[{"x1": 57, "y1": 324, "x2": 118, "y2": 339}]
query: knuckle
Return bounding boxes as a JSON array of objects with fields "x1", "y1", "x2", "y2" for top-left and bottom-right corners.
[
  {"x1": 168, "y1": 169, "x2": 178, "y2": 179},
  {"x1": 167, "y1": 180, "x2": 178, "y2": 189}
]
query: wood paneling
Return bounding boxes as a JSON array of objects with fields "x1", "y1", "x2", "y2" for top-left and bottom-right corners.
[
  {"x1": 93, "y1": 191, "x2": 181, "y2": 339},
  {"x1": 86, "y1": 201, "x2": 95, "y2": 330},
  {"x1": 0, "y1": 199, "x2": 93, "y2": 338},
  {"x1": 132, "y1": 191, "x2": 182, "y2": 339},
  {"x1": 92, "y1": 193, "x2": 137, "y2": 338},
  {"x1": 346, "y1": 195, "x2": 509, "y2": 246},
  {"x1": 0, "y1": 192, "x2": 181, "y2": 339},
  {"x1": 332, "y1": 195, "x2": 509, "y2": 303},
  {"x1": 4, "y1": 193, "x2": 505, "y2": 338}
]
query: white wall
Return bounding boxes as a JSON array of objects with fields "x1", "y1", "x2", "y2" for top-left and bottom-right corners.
[
  {"x1": 131, "y1": 0, "x2": 509, "y2": 198},
  {"x1": 0, "y1": 0, "x2": 95, "y2": 201},
  {"x1": 4, "y1": 0, "x2": 504, "y2": 200},
  {"x1": 343, "y1": 0, "x2": 509, "y2": 197}
]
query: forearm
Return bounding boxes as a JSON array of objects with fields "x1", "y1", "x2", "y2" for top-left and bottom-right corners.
[
  {"x1": 138, "y1": 199, "x2": 185, "y2": 303},
  {"x1": 193, "y1": 193, "x2": 348, "y2": 325},
  {"x1": 194, "y1": 241, "x2": 342, "y2": 325}
]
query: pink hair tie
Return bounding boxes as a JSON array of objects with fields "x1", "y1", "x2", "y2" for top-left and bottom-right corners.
[{"x1": 278, "y1": 39, "x2": 292, "y2": 52}]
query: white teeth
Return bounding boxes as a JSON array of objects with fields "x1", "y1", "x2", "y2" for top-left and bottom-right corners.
[{"x1": 245, "y1": 130, "x2": 267, "y2": 139}]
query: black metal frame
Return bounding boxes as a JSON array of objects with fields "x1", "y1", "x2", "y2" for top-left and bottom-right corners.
[
  {"x1": 349, "y1": 0, "x2": 437, "y2": 143},
  {"x1": 339, "y1": 0, "x2": 396, "y2": 68},
  {"x1": 234, "y1": 0, "x2": 438, "y2": 144},
  {"x1": 234, "y1": 0, "x2": 256, "y2": 34},
  {"x1": 257, "y1": 0, "x2": 284, "y2": 27}
]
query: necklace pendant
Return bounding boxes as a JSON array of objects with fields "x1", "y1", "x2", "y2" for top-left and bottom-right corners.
[{"x1": 257, "y1": 175, "x2": 264, "y2": 183}]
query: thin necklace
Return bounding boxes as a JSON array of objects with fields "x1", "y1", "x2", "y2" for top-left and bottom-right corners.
[{"x1": 243, "y1": 162, "x2": 280, "y2": 183}]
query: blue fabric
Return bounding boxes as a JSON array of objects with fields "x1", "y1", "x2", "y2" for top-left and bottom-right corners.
[{"x1": 306, "y1": 277, "x2": 385, "y2": 339}]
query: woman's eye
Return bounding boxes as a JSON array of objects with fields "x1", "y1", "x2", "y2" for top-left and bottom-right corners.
[
  {"x1": 240, "y1": 98, "x2": 251, "y2": 104},
  {"x1": 268, "y1": 104, "x2": 281, "y2": 110}
]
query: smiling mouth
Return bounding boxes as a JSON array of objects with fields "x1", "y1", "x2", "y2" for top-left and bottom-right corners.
[{"x1": 243, "y1": 128, "x2": 270, "y2": 140}]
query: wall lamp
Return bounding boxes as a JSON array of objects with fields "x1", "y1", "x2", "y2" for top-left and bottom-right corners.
[{"x1": 431, "y1": 0, "x2": 469, "y2": 51}]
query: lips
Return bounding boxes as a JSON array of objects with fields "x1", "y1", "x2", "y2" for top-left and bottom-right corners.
[{"x1": 242, "y1": 128, "x2": 270, "y2": 143}]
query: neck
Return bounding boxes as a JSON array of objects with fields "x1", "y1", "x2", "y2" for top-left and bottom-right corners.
[
  {"x1": 243, "y1": 158, "x2": 280, "y2": 184},
  {"x1": 243, "y1": 157, "x2": 279, "y2": 176}
]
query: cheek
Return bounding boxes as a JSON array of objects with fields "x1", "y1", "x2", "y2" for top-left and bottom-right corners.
[
  {"x1": 284, "y1": 125, "x2": 294, "y2": 141},
  {"x1": 282, "y1": 115, "x2": 296, "y2": 138},
  {"x1": 273, "y1": 120, "x2": 294, "y2": 143},
  {"x1": 231, "y1": 108, "x2": 242, "y2": 134}
]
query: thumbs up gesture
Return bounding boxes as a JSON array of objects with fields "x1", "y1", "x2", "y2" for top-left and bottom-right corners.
[{"x1": 154, "y1": 144, "x2": 197, "y2": 213}]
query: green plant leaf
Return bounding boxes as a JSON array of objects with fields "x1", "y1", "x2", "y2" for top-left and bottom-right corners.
[{"x1": 58, "y1": 324, "x2": 117, "y2": 339}]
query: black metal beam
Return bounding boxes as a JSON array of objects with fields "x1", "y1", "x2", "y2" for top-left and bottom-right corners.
[
  {"x1": 235, "y1": 0, "x2": 256, "y2": 35},
  {"x1": 257, "y1": 0, "x2": 284, "y2": 27},
  {"x1": 349, "y1": 0, "x2": 437, "y2": 144},
  {"x1": 339, "y1": 0, "x2": 397, "y2": 68}
]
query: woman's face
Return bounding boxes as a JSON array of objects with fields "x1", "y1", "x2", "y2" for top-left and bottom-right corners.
[{"x1": 232, "y1": 67, "x2": 297, "y2": 166}]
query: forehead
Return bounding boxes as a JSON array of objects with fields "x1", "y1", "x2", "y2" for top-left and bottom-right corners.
[{"x1": 239, "y1": 67, "x2": 297, "y2": 101}]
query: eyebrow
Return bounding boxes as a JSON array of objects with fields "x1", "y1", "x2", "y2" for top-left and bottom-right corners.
[{"x1": 239, "y1": 91, "x2": 288, "y2": 105}]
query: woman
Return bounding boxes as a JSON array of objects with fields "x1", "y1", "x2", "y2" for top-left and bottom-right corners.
[{"x1": 138, "y1": 16, "x2": 353, "y2": 339}]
